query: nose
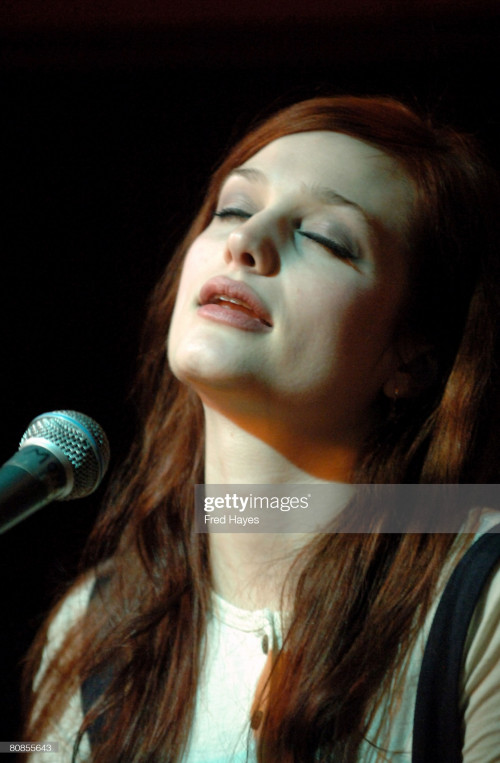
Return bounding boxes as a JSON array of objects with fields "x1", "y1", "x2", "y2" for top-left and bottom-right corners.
[{"x1": 224, "y1": 217, "x2": 281, "y2": 276}]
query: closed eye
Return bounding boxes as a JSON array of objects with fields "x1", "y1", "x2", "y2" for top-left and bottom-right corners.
[
  {"x1": 213, "y1": 207, "x2": 253, "y2": 221},
  {"x1": 297, "y1": 230, "x2": 360, "y2": 262}
]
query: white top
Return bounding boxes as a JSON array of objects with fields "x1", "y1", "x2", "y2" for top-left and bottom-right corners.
[{"x1": 30, "y1": 515, "x2": 500, "y2": 762}]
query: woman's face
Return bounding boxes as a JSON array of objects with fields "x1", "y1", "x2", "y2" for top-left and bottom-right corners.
[{"x1": 168, "y1": 131, "x2": 414, "y2": 443}]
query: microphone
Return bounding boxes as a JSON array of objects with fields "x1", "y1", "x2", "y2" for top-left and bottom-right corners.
[{"x1": 0, "y1": 410, "x2": 110, "y2": 534}]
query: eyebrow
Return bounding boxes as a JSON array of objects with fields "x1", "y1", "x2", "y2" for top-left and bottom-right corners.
[{"x1": 227, "y1": 167, "x2": 371, "y2": 224}]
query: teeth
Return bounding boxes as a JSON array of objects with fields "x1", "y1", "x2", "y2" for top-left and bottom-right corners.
[
  {"x1": 205, "y1": 293, "x2": 272, "y2": 326},
  {"x1": 213, "y1": 295, "x2": 249, "y2": 308}
]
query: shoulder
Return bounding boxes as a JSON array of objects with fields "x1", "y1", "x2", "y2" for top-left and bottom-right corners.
[
  {"x1": 34, "y1": 575, "x2": 95, "y2": 689},
  {"x1": 28, "y1": 576, "x2": 96, "y2": 762},
  {"x1": 52, "y1": 577, "x2": 95, "y2": 632},
  {"x1": 460, "y1": 530, "x2": 500, "y2": 762}
]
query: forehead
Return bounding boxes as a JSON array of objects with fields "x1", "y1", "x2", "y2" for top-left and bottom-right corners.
[{"x1": 238, "y1": 131, "x2": 414, "y2": 240}]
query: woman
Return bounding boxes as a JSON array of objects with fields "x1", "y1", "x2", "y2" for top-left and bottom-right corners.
[{"x1": 22, "y1": 95, "x2": 500, "y2": 762}]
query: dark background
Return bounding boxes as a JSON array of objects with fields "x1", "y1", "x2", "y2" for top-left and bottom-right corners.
[{"x1": 1, "y1": 0, "x2": 500, "y2": 744}]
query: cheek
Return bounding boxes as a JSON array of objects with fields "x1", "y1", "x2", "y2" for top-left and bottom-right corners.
[
  {"x1": 333, "y1": 284, "x2": 405, "y2": 393},
  {"x1": 167, "y1": 246, "x2": 202, "y2": 365},
  {"x1": 176, "y1": 238, "x2": 211, "y2": 297},
  {"x1": 170, "y1": 237, "x2": 215, "y2": 324},
  {"x1": 291, "y1": 277, "x2": 376, "y2": 345},
  {"x1": 291, "y1": 278, "x2": 402, "y2": 383},
  {"x1": 341, "y1": 287, "x2": 400, "y2": 344},
  {"x1": 167, "y1": 236, "x2": 242, "y2": 385}
]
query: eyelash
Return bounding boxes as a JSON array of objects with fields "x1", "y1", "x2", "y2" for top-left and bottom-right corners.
[
  {"x1": 296, "y1": 230, "x2": 359, "y2": 262},
  {"x1": 213, "y1": 207, "x2": 252, "y2": 221},
  {"x1": 213, "y1": 208, "x2": 359, "y2": 262}
]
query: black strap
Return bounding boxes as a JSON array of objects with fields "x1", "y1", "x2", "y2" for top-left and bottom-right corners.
[{"x1": 412, "y1": 523, "x2": 500, "y2": 763}]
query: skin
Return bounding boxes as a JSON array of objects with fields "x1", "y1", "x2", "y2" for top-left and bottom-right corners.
[{"x1": 167, "y1": 131, "x2": 416, "y2": 608}]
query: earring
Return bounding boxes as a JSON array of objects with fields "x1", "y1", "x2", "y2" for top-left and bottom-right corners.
[{"x1": 389, "y1": 384, "x2": 401, "y2": 419}]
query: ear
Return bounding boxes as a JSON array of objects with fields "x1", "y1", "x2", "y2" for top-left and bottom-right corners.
[{"x1": 383, "y1": 341, "x2": 438, "y2": 400}]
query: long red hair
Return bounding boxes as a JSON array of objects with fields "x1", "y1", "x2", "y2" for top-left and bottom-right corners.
[{"x1": 22, "y1": 95, "x2": 500, "y2": 762}]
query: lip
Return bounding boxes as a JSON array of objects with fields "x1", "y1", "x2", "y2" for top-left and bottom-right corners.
[{"x1": 197, "y1": 276, "x2": 273, "y2": 332}]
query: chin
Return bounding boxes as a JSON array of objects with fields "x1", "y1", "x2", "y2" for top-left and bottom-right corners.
[
  {"x1": 169, "y1": 350, "x2": 243, "y2": 392},
  {"x1": 169, "y1": 327, "x2": 250, "y2": 383}
]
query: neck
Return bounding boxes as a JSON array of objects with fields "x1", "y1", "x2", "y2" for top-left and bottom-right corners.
[
  {"x1": 203, "y1": 405, "x2": 356, "y2": 610},
  {"x1": 203, "y1": 404, "x2": 359, "y2": 483}
]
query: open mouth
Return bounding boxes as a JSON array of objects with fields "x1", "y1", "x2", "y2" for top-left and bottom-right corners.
[
  {"x1": 207, "y1": 295, "x2": 272, "y2": 327},
  {"x1": 198, "y1": 276, "x2": 273, "y2": 331}
]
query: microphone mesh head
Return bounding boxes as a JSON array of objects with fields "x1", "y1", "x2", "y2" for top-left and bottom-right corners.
[{"x1": 19, "y1": 410, "x2": 110, "y2": 499}]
